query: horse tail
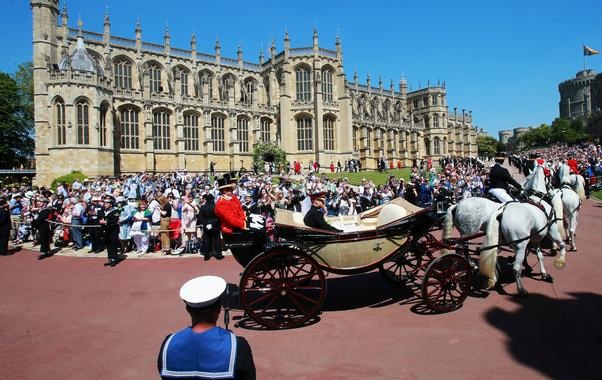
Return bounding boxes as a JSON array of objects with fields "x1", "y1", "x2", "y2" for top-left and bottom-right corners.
[
  {"x1": 574, "y1": 175, "x2": 586, "y2": 200},
  {"x1": 442, "y1": 203, "x2": 457, "y2": 254},
  {"x1": 479, "y1": 206, "x2": 504, "y2": 289},
  {"x1": 551, "y1": 191, "x2": 566, "y2": 239},
  {"x1": 442, "y1": 203, "x2": 457, "y2": 241}
]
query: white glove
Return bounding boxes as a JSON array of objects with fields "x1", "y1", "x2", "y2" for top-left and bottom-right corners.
[
  {"x1": 206, "y1": 224, "x2": 212, "y2": 230},
  {"x1": 249, "y1": 214, "x2": 265, "y2": 223},
  {"x1": 250, "y1": 221, "x2": 263, "y2": 230}
]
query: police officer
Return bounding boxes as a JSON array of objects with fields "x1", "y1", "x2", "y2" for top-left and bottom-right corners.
[
  {"x1": 100, "y1": 197, "x2": 120, "y2": 267},
  {"x1": 158, "y1": 276, "x2": 256, "y2": 379},
  {"x1": 488, "y1": 156, "x2": 523, "y2": 203}
]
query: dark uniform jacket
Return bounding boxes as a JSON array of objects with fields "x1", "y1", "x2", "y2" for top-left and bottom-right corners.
[
  {"x1": 303, "y1": 205, "x2": 342, "y2": 232},
  {"x1": 489, "y1": 164, "x2": 522, "y2": 190}
]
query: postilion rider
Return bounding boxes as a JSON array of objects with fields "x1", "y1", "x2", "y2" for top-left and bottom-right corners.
[
  {"x1": 488, "y1": 156, "x2": 523, "y2": 203},
  {"x1": 157, "y1": 276, "x2": 256, "y2": 379},
  {"x1": 214, "y1": 174, "x2": 265, "y2": 243}
]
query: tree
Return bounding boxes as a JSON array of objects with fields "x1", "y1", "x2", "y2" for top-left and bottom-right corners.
[
  {"x1": 252, "y1": 143, "x2": 287, "y2": 172},
  {"x1": 476, "y1": 135, "x2": 498, "y2": 156},
  {"x1": 0, "y1": 62, "x2": 34, "y2": 168}
]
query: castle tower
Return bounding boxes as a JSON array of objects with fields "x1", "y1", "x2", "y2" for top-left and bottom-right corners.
[{"x1": 31, "y1": 0, "x2": 60, "y2": 184}]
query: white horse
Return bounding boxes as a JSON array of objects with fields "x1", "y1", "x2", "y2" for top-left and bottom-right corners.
[
  {"x1": 479, "y1": 166, "x2": 566, "y2": 296},
  {"x1": 548, "y1": 187, "x2": 581, "y2": 251},
  {"x1": 557, "y1": 163, "x2": 586, "y2": 200},
  {"x1": 442, "y1": 197, "x2": 502, "y2": 255},
  {"x1": 549, "y1": 163, "x2": 584, "y2": 251}
]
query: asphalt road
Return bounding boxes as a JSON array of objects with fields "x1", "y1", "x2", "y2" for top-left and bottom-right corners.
[{"x1": 1, "y1": 182, "x2": 601, "y2": 379}]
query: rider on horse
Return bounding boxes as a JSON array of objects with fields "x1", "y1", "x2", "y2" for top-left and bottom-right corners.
[{"x1": 488, "y1": 156, "x2": 523, "y2": 203}]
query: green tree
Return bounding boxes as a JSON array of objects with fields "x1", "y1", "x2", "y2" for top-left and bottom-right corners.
[
  {"x1": 0, "y1": 62, "x2": 34, "y2": 168},
  {"x1": 476, "y1": 135, "x2": 498, "y2": 156},
  {"x1": 252, "y1": 143, "x2": 287, "y2": 172}
]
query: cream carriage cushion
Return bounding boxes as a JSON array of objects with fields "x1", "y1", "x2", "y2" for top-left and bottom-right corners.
[{"x1": 376, "y1": 203, "x2": 407, "y2": 228}]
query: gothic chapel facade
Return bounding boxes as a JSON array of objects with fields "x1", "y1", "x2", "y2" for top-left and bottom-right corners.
[{"x1": 31, "y1": 0, "x2": 477, "y2": 185}]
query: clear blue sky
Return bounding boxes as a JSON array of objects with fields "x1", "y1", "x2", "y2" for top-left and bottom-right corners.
[{"x1": 3, "y1": 0, "x2": 601, "y2": 137}]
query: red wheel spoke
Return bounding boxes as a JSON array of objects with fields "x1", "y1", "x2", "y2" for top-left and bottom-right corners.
[
  {"x1": 247, "y1": 289, "x2": 278, "y2": 307},
  {"x1": 288, "y1": 288, "x2": 321, "y2": 305}
]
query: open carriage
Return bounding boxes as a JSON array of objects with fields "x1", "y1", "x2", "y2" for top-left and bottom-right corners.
[{"x1": 224, "y1": 198, "x2": 473, "y2": 329}]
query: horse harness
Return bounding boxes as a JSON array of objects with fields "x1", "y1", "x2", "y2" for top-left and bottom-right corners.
[{"x1": 479, "y1": 193, "x2": 559, "y2": 252}]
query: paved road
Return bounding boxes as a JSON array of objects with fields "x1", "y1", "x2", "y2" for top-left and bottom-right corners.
[{"x1": 1, "y1": 180, "x2": 601, "y2": 379}]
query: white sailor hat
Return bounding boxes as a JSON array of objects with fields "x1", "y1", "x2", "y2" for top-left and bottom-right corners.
[{"x1": 179, "y1": 276, "x2": 227, "y2": 309}]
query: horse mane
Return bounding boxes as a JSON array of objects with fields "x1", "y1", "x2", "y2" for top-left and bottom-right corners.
[
  {"x1": 522, "y1": 165, "x2": 546, "y2": 194},
  {"x1": 558, "y1": 163, "x2": 571, "y2": 183}
]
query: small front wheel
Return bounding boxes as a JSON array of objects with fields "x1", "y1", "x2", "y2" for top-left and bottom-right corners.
[{"x1": 421, "y1": 254, "x2": 471, "y2": 312}]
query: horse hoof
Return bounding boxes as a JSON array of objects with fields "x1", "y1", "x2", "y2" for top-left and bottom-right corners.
[
  {"x1": 542, "y1": 274, "x2": 554, "y2": 283},
  {"x1": 486, "y1": 278, "x2": 496, "y2": 290},
  {"x1": 517, "y1": 289, "x2": 529, "y2": 297},
  {"x1": 554, "y1": 258, "x2": 565, "y2": 269}
]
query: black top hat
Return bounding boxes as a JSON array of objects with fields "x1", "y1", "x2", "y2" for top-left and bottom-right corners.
[
  {"x1": 528, "y1": 153, "x2": 539, "y2": 159},
  {"x1": 217, "y1": 177, "x2": 235, "y2": 191}
]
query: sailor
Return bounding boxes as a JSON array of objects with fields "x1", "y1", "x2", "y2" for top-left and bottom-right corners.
[
  {"x1": 488, "y1": 156, "x2": 523, "y2": 203},
  {"x1": 157, "y1": 276, "x2": 256, "y2": 380},
  {"x1": 303, "y1": 192, "x2": 343, "y2": 232}
]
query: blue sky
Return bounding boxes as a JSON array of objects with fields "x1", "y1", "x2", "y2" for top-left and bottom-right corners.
[{"x1": 3, "y1": 0, "x2": 601, "y2": 137}]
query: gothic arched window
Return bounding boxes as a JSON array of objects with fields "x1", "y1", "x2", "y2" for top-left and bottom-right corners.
[
  {"x1": 237, "y1": 117, "x2": 249, "y2": 153},
  {"x1": 55, "y1": 98, "x2": 66, "y2": 145},
  {"x1": 322, "y1": 68, "x2": 334, "y2": 102},
  {"x1": 323, "y1": 116, "x2": 335, "y2": 151},
  {"x1": 211, "y1": 114, "x2": 225, "y2": 152},
  {"x1": 149, "y1": 64, "x2": 162, "y2": 93},
  {"x1": 76, "y1": 99, "x2": 89, "y2": 145},
  {"x1": 183, "y1": 113, "x2": 199, "y2": 151},
  {"x1": 120, "y1": 107, "x2": 139, "y2": 149},
  {"x1": 153, "y1": 110, "x2": 170, "y2": 150},
  {"x1": 296, "y1": 116, "x2": 313, "y2": 151},
  {"x1": 295, "y1": 67, "x2": 311, "y2": 102},
  {"x1": 113, "y1": 59, "x2": 132, "y2": 90}
]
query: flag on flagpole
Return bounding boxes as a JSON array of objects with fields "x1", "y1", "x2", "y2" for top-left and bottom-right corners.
[{"x1": 584, "y1": 45, "x2": 599, "y2": 56}]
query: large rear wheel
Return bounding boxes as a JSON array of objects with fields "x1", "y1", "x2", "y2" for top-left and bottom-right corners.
[
  {"x1": 240, "y1": 248, "x2": 326, "y2": 329},
  {"x1": 421, "y1": 254, "x2": 471, "y2": 312}
]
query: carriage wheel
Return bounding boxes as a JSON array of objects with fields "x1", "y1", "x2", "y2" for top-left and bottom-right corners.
[
  {"x1": 379, "y1": 250, "x2": 423, "y2": 284},
  {"x1": 421, "y1": 254, "x2": 471, "y2": 313},
  {"x1": 240, "y1": 248, "x2": 326, "y2": 329}
]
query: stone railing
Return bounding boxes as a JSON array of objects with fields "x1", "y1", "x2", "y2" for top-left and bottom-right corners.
[
  {"x1": 290, "y1": 47, "x2": 314, "y2": 56},
  {"x1": 221, "y1": 57, "x2": 239, "y2": 68},
  {"x1": 142, "y1": 41, "x2": 164, "y2": 54},
  {"x1": 48, "y1": 69, "x2": 110, "y2": 87},
  {"x1": 319, "y1": 48, "x2": 337, "y2": 59},
  {"x1": 197, "y1": 52, "x2": 216, "y2": 64},
  {"x1": 171, "y1": 47, "x2": 192, "y2": 58},
  {"x1": 110, "y1": 35, "x2": 136, "y2": 48}
]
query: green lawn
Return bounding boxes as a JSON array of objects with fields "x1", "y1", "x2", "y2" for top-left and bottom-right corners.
[
  {"x1": 592, "y1": 190, "x2": 602, "y2": 201},
  {"x1": 321, "y1": 168, "x2": 413, "y2": 186}
]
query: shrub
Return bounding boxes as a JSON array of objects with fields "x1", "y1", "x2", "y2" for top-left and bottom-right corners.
[{"x1": 51, "y1": 171, "x2": 87, "y2": 190}]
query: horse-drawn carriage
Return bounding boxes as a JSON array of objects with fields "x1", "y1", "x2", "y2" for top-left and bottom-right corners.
[{"x1": 223, "y1": 198, "x2": 472, "y2": 329}]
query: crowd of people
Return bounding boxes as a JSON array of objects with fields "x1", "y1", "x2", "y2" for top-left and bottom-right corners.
[{"x1": 1, "y1": 145, "x2": 600, "y2": 259}]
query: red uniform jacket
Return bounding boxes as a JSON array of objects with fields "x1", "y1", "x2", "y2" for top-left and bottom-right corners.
[
  {"x1": 215, "y1": 195, "x2": 246, "y2": 234},
  {"x1": 567, "y1": 159, "x2": 579, "y2": 174}
]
